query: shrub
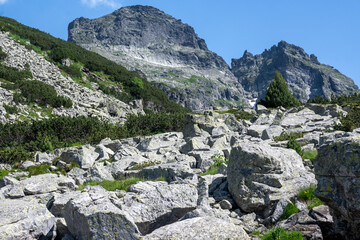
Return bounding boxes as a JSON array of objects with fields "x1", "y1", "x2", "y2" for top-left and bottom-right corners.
[
  {"x1": 200, "y1": 153, "x2": 228, "y2": 176},
  {"x1": 298, "y1": 186, "x2": 324, "y2": 209},
  {"x1": 334, "y1": 108, "x2": 360, "y2": 132},
  {"x1": 0, "y1": 147, "x2": 33, "y2": 164},
  {"x1": 258, "y1": 71, "x2": 302, "y2": 108},
  {"x1": 14, "y1": 80, "x2": 73, "y2": 108},
  {"x1": 308, "y1": 95, "x2": 331, "y2": 104},
  {"x1": 3, "y1": 104, "x2": 19, "y2": 114},
  {"x1": 0, "y1": 46, "x2": 7, "y2": 61},
  {"x1": 262, "y1": 228, "x2": 303, "y2": 240},
  {"x1": 287, "y1": 137, "x2": 304, "y2": 157},
  {"x1": 279, "y1": 203, "x2": 300, "y2": 220}
]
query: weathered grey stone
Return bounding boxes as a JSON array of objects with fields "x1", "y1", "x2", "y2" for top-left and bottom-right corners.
[
  {"x1": 22, "y1": 174, "x2": 76, "y2": 195},
  {"x1": 228, "y1": 140, "x2": 316, "y2": 215},
  {"x1": 1, "y1": 183, "x2": 25, "y2": 199},
  {"x1": 19, "y1": 160, "x2": 36, "y2": 170},
  {"x1": 137, "y1": 132, "x2": 184, "y2": 152},
  {"x1": 66, "y1": 167, "x2": 88, "y2": 185},
  {"x1": 50, "y1": 191, "x2": 84, "y2": 217},
  {"x1": 247, "y1": 124, "x2": 268, "y2": 139},
  {"x1": 119, "y1": 181, "x2": 198, "y2": 235},
  {"x1": 137, "y1": 163, "x2": 195, "y2": 182},
  {"x1": 35, "y1": 152, "x2": 53, "y2": 165},
  {"x1": 63, "y1": 186, "x2": 140, "y2": 240},
  {"x1": 180, "y1": 136, "x2": 210, "y2": 153},
  {"x1": 219, "y1": 199, "x2": 232, "y2": 210},
  {"x1": 95, "y1": 144, "x2": 114, "y2": 161},
  {"x1": 314, "y1": 132, "x2": 360, "y2": 239},
  {"x1": 143, "y1": 217, "x2": 250, "y2": 240},
  {"x1": 0, "y1": 199, "x2": 55, "y2": 239},
  {"x1": 88, "y1": 162, "x2": 114, "y2": 182},
  {"x1": 277, "y1": 210, "x2": 323, "y2": 240},
  {"x1": 113, "y1": 145, "x2": 141, "y2": 161},
  {"x1": 99, "y1": 138, "x2": 122, "y2": 152},
  {"x1": 60, "y1": 145, "x2": 99, "y2": 169}
]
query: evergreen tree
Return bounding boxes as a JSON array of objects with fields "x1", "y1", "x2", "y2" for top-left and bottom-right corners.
[{"x1": 258, "y1": 71, "x2": 302, "y2": 108}]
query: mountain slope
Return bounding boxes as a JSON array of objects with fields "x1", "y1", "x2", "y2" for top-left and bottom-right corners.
[
  {"x1": 231, "y1": 41, "x2": 358, "y2": 102},
  {"x1": 0, "y1": 16, "x2": 186, "y2": 117},
  {"x1": 68, "y1": 5, "x2": 249, "y2": 110}
]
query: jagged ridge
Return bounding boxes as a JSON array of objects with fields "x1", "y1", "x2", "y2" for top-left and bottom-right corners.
[{"x1": 231, "y1": 41, "x2": 358, "y2": 102}]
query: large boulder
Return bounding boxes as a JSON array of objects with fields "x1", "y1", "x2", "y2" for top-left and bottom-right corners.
[
  {"x1": 60, "y1": 145, "x2": 99, "y2": 169},
  {"x1": 228, "y1": 140, "x2": 316, "y2": 216},
  {"x1": 314, "y1": 131, "x2": 360, "y2": 239},
  {"x1": 63, "y1": 186, "x2": 141, "y2": 240},
  {"x1": 143, "y1": 217, "x2": 250, "y2": 240},
  {"x1": 0, "y1": 199, "x2": 55, "y2": 239},
  {"x1": 119, "y1": 181, "x2": 198, "y2": 235}
]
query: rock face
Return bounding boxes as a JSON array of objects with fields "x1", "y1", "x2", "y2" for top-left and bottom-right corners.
[
  {"x1": 0, "y1": 199, "x2": 55, "y2": 239},
  {"x1": 228, "y1": 140, "x2": 316, "y2": 215},
  {"x1": 68, "y1": 5, "x2": 249, "y2": 110},
  {"x1": 314, "y1": 130, "x2": 360, "y2": 239},
  {"x1": 231, "y1": 41, "x2": 358, "y2": 102}
]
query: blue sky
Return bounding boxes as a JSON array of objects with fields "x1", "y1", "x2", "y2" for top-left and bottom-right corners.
[{"x1": 1, "y1": 0, "x2": 360, "y2": 86}]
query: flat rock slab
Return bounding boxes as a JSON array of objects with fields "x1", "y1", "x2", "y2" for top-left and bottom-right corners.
[
  {"x1": 143, "y1": 217, "x2": 250, "y2": 240},
  {"x1": 120, "y1": 181, "x2": 198, "y2": 235},
  {"x1": 0, "y1": 199, "x2": 55, "y2": 239}
]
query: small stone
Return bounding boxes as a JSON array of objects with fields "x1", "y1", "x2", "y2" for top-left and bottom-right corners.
[{"x1": 219, "y1": 199, "x2": 232, "y2": 210}]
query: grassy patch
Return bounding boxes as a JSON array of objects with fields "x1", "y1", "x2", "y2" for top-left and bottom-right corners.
[
  {"x1": 273, "y1": 131, "x2": 303, "y2": 142},
  {"x1": 200, "y1": 154, "x2": 227, "y2": 176},
  {"x1": 25, "y1": 164, "x2": 50, "y2": 176},
  {"x1": 261, "y1": 227, "x2": 303, "y2": 240},
  {"x1": 302, "y1": 149, "x2": 318, "y2": 163},
  {"x1": 279, "y1": 203, "x2": 300, "y2": 220},
  {"x1": 298, "y1": 186, "x2": 324, "y2": 209},
  {"x1": 0, "y1": 169, "x2": 10, "y2": 179}
]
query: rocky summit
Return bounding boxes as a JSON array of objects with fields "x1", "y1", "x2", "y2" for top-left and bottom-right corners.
[
  {"x1": 68, "y1": 5, "x2": 249, "y2": 110},
  {"x1": 231, "y1": 41, "x2": 358, "y2": 102}
]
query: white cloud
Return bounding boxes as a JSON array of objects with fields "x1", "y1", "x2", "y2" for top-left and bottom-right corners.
[
  {"x1": 81, "y1": 0, "x2": 121, "y2": 9},
  {"x1": 0, "y1": 0, "x2": 8, "y2": 5}
]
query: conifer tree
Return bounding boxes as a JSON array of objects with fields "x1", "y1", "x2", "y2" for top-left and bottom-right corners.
[{"x1": 258, "y1": 71, "x2": 301, "y2": 108}]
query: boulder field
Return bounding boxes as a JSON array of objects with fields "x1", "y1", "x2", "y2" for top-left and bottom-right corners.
[{"x1": 0, "y1": 104, "x2": 358, "y2": 239}]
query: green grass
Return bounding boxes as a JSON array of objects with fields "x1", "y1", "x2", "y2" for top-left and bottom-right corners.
[
  {"x1": 298, "y1": 186, "x2": 324, "y2": 210},
  {"x1": 279, "y1": 203, "x2": 300, "y2": 220},
  {"x1": 261, "y1": 228, "x2": 303, "y2": 240},
  {"x1": 302, "y1": 149, "x2": 318, "y2": 163},
  {"x1": 199, "y1": 165, "x2": 219, "y2": 176},
  {"x1": 0, "y1": 169, "x2": 10, "y2": 179},
  {"x1": 77, "y1": 177, "x2": 167, "y2": 191},
  {"x1": 273, "y1": 131, "x2": 304, "y2": 142},
  {"x1": 25, "y1": 164, "x2": 50, "y2": 176}
]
